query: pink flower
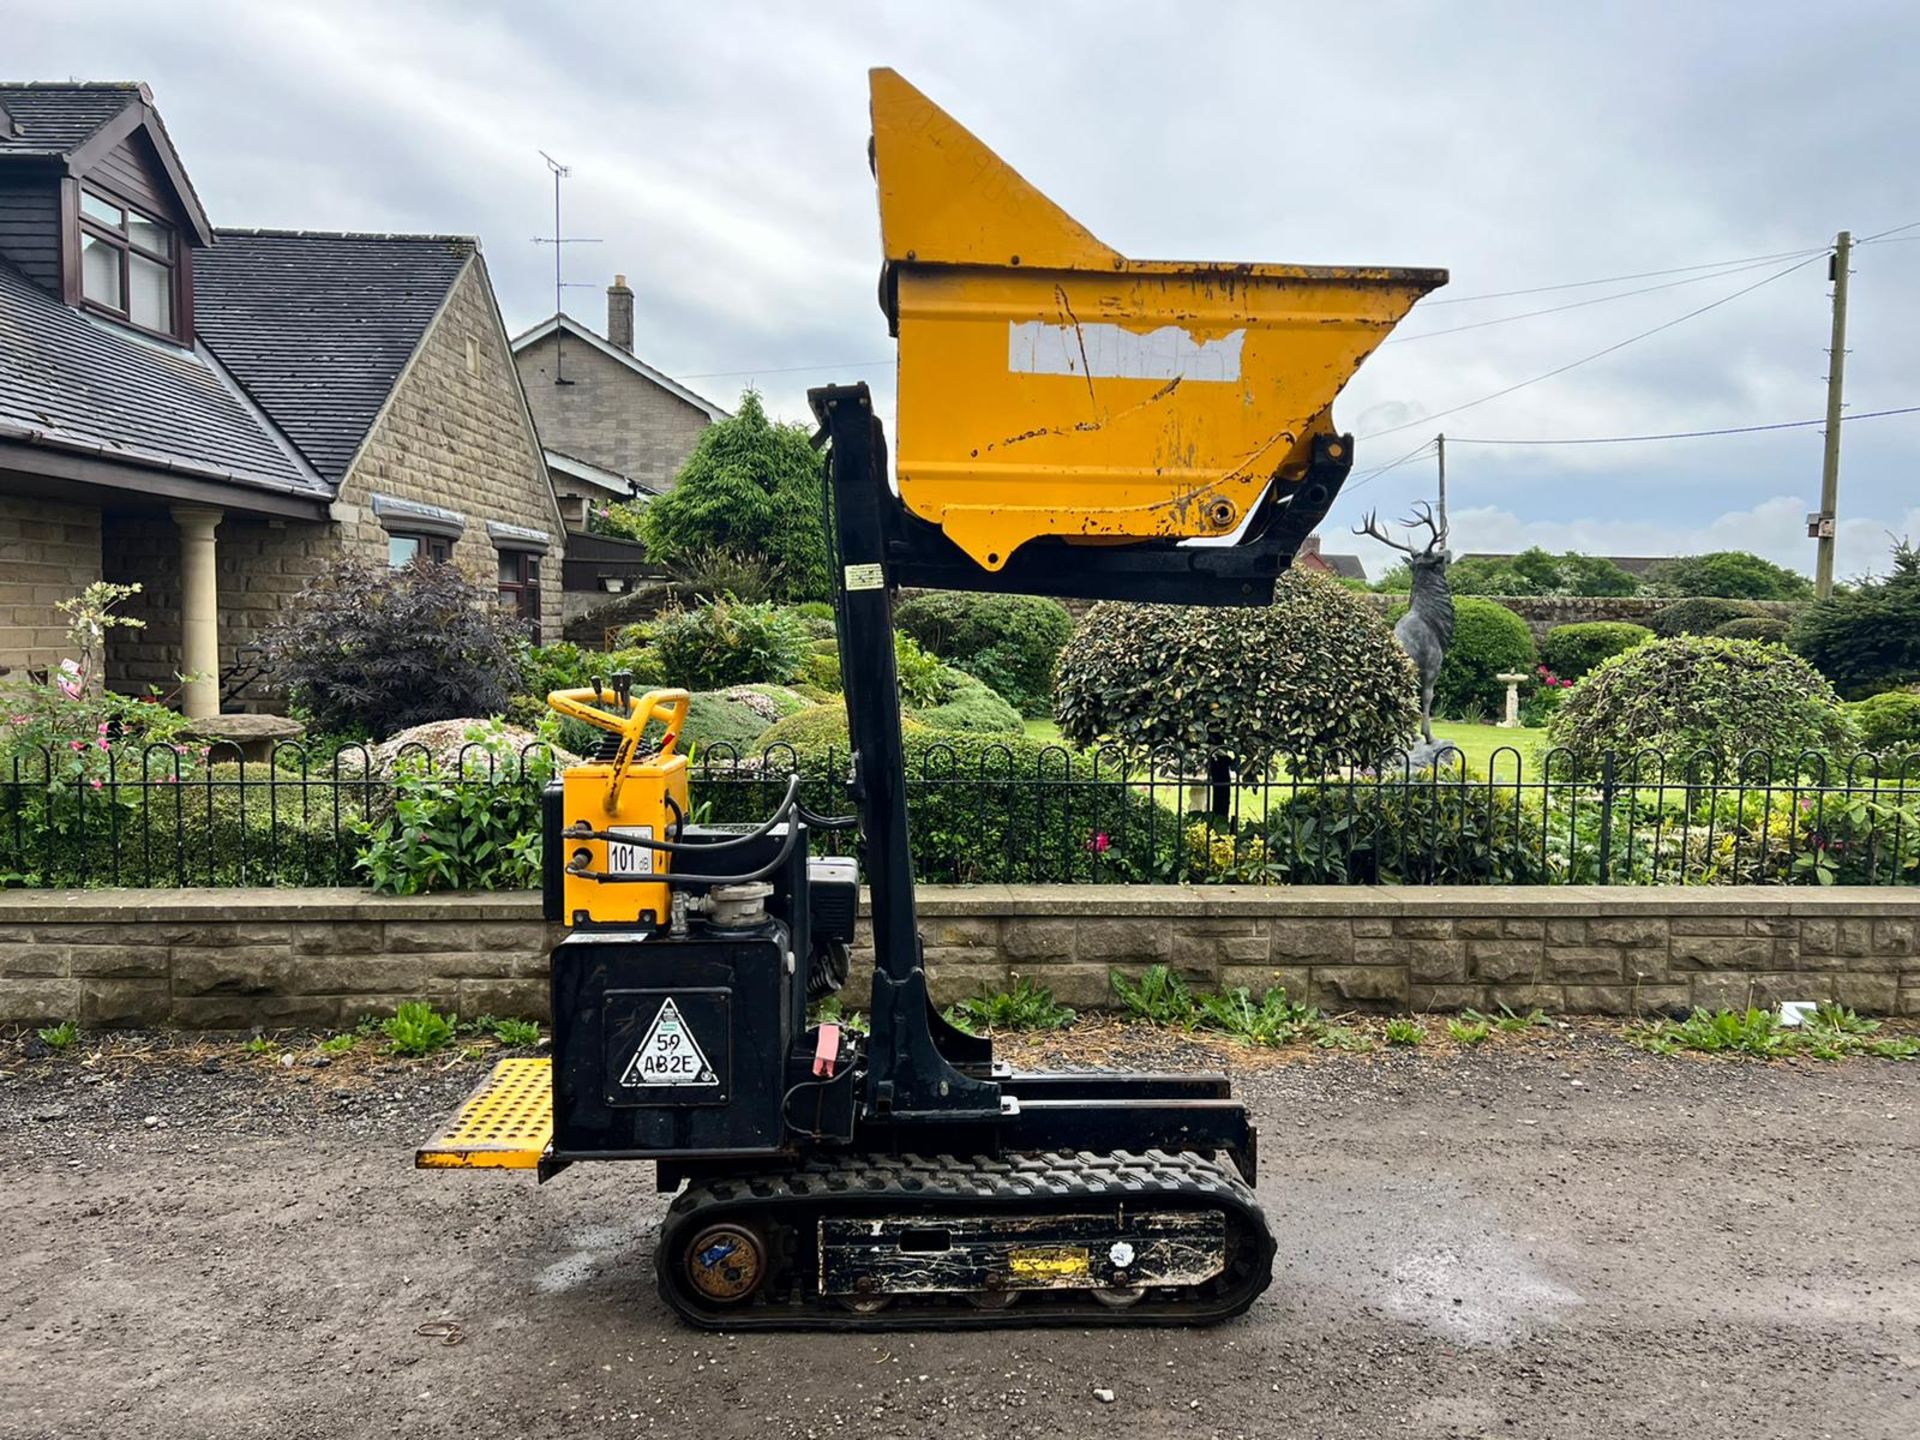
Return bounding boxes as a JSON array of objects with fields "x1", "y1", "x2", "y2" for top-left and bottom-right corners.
[
  {"x1": 96, "y1": 737, "x2": 110, "y2": 750},
  {"x1": 89, "y1": 778, "x2": 103, "y2": 790},
  {"x1": 67, "y1": 739, "x2": 86, "y2": 752},
  {"x1": 1086, "y1": 831, "x2": 1111, "y2": 854},
  {"x1": 96, "y1": 722, "x2": 109, "y2": 735},
  {"x1": 163, "y1": 774, "x2": 178, "y2": 785}
]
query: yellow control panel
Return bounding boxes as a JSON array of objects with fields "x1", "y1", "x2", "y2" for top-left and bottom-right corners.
[{"x1": 546, "y1": 686, "x2": 691, "y2": 927}]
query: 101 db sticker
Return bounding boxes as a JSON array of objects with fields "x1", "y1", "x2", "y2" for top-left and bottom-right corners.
[{"x1": 606, "y1": 826, "x2": 654, "y2": 876}]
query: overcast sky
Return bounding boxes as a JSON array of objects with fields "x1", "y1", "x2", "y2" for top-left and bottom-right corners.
[{"x1": 10, "y1": 0, "x2": 1917, "y2": 579}]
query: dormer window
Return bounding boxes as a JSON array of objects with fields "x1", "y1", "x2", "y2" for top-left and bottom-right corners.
[{"x1": 78, "y1": 185, "x2": 177, "y2": 337}]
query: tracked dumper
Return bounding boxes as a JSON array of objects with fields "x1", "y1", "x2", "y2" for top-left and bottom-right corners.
[{"x1": 418, "y1": 69, "x2": 1444, "y2": 1329}]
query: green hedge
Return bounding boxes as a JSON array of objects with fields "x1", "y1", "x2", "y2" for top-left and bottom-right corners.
[
  {"x1": 1647, "y1": 597, "x2": 1760, "y2": 638},
  {"x1": 1430, "y1": 599, "x2": 1536, "y2": 719},
  {"x1": 1547, "y1": 636, "x2": 1854, "y2": 768},
  {"x1": 708, "y1": 703, "x2": 1173, "y2": 882},
  {"x1": 893, "y1": 592, "x2": 1075, "y2": 717},
  {"x1": 1540, "y1": 622, "x2": 1653, "y2": 680},
  {"x1": 1846, "y1": 688, "x2": 1920, "y2": 758},
  {"x1": 0, "y1": 764, "x2": 372, "y2": 887},
  {"x1": 1713, "y1": 615, "x2": 1790, "y2": 644}
]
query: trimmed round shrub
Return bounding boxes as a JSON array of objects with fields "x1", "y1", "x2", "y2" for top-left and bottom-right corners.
[
  {"x1": 1789, "y1": 541, "x2": 1920, "y2": 700},
  {"x1": 1540, "y1": 622, "x2": 1653, "y2": 681},
  {"x1": 1054, "y1": 571, "x2": 1418, "y2": 770},
  {"x1": 681, "y1": 692, "x2": 779, "y2": 753},
  {"x1": 915, "y1": 673, "x2": 1023, "y2": 735},
  {"x1": 647, "y1": 599, "x2": 809, "y2": 690},
  {"x1": 894, "y1": 592, "x2": 1076, "y2": 717},
  {"x1": 1426, "y1": 599, "x2": 1537, "y2": 720},
  {"x1": 1845, "y1": 687, "x2": 1920, "y2": 757},
  {"x1": 717, "y1": 702, "x2": 1167, "y2": 882},
  {"x1": 1646, "y1": 597, "x2": 1760, "y2": 638},
  {"x1": 1546, "y1": 636, "x2": 1854, "y2": 768},
  {"x1": 1713, "y1": 615, "x2": 1789, "y2": 645}
]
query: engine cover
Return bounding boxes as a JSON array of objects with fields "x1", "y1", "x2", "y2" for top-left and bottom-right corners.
[{"x1": 550, "y1": 925, "x2": 793, "y2": 1158}]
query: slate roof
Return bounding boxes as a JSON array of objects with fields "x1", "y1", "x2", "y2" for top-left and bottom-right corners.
[
  {"x1": 0, "y1": 257, "x2": 322, "y2": 496},
  {"x1": 0, "y1": 82, "x2": 141, "y2": 156},
  {"x1": 194, "y1": 230, "x2": 476, "y2": 483}
]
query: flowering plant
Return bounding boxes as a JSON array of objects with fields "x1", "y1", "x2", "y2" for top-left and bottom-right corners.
[{"x1": 0, "y1": 584, "x2": 206, "y2": 883}]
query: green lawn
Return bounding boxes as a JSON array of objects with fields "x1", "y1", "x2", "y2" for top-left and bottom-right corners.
[
  {"x1": 1430, "y1": 721, "x2": 1546, "y2": 778},
  {"x1": 1022, "y1": 717, "x2": 1063, "y2": 745}
]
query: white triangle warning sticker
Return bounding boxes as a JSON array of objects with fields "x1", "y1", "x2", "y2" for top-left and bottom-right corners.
[{"x1": 619, "y1": 998, "x2": 718, "y2": 1088}]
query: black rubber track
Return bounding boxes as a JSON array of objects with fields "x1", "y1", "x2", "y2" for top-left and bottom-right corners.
[{"x1": 655, "y1": 1149, "x2": 1276, "y2": 1331}]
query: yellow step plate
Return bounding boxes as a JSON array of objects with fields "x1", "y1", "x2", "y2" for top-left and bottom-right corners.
[{"x1": 416, "y1": 1057, "x2": 552, "y2": 1170}]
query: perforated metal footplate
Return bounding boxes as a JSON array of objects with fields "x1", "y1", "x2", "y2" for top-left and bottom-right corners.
[{"x1": 416, "y1": 1058, "x2": 552, "y2": 1169}]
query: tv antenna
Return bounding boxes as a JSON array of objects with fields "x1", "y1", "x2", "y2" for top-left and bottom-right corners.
[{"x1": 532, "y1": 151, "x2": 603, "y2": 383}]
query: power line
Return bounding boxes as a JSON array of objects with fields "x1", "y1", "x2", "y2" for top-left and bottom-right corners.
[
  {"x1": 1384, "y1": 253, "x2": 1814, "y2": 344},
  {"x1": 1444, "y1": 404, "x2": 1920, "y2": 447},
  {"x1": 1358, "y1": 253, "x2": 1825, "y2": 443},
  {"x1": 677, "y1": 359, "x2": 891, "y2": 380},
  {"x1": 662, "y1": 223, "x2": 1918, "y2": 383},
  {"x1": 1342, "y1": 437, "x2": 1435, "y2": 496},
  {"x1": 1858, "y1": 218, "x2": 1920, "y2": 243},
  {"x1": 1417, "y1": 245, "x2": 1828, "y2": 307}
]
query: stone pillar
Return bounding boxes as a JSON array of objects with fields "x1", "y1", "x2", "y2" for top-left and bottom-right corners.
[{"x1": 172, "y1": 506, "x2": 223, "y2": 718}]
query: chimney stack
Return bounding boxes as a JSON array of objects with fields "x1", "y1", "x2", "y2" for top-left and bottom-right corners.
[{"x1": 607, "y1": 274, "x2": 634, "y2": 353}]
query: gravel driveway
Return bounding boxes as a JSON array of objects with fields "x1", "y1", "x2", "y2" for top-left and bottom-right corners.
[{"x1": 2, "y1": 1028, "x2": 1916, "y2": 1439}]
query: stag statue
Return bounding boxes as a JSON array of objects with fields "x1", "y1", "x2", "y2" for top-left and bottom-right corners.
[{"x1": 1356, "y1": 501, "x2": 1454, "y2": 748}]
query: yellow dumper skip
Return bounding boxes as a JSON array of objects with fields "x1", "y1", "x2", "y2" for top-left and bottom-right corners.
[{"x1": 870, "y1": 68, "x2": 1447, "y2": 572}]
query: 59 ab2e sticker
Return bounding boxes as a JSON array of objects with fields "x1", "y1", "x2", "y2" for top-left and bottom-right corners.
[{"x1": 619, "y1": 997, "x2": 718, "y2": 1088}]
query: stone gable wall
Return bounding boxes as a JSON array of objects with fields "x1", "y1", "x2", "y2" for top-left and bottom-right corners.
[
  {"x1": 514, "y1": 329, "x2": 713, "y2": 495},
  {"x1": 105, "y1": 256, "x2": 563, "y2": 695},
  {"x1": 335, "y1": 255, "x2": 562, "y2": 638}
]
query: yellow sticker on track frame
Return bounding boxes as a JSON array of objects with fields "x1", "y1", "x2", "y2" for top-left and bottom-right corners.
[{"x1": 1008, "y1": 1245, "x2": 1090, "y2": 1279}]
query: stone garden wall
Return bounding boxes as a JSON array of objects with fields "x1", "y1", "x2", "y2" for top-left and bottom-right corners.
[
  {"x1": 1352, "y1": 593, "x2": 1803, "y2": 643},
  {"x1": 1, "y1": 886, "x2": 1915, "y2": 1029}
]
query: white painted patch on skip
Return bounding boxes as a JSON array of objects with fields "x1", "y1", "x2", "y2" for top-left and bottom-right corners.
[{"x1": 1008, "y1": 321, "x2": 1245, "y2": 381}]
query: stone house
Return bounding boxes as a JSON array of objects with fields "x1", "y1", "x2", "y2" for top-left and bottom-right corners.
[
  {"x1": 512, "y1": 277, "x2": 727, "y2": 515},
  {"x1": 0, "y1": 81, "x2": 562, "y2": 719}
]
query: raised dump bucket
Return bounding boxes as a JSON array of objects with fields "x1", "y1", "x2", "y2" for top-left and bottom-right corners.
[{"x1": 870, "y1": 68, "x2": 1447, "y2": 573}]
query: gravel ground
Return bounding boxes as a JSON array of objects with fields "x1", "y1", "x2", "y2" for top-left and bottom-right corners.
[{"x1": 1, "y1": 1025, "x2": 1917, "y2": 1440}]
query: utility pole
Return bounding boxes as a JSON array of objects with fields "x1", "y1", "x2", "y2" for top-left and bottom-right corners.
[
  {"x1": 1435, "y1": 432, "x2": 1448, "y2": 536},
  {"x1": 1814, "y1": 230, "x2": 1851, "y2": 598}
]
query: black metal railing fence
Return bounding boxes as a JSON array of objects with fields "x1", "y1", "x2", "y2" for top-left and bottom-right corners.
[{"x1": 1, "y1": 739, "x2": 1915, "y2": 890}]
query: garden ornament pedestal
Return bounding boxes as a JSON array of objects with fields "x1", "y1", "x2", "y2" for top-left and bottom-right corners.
[
  {"x1": 1495, "y1": 672, "x2": 1528, "y2": 728},
  {"x1": 188, "y1": 713, "x2": 305, "y2": 765}
]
